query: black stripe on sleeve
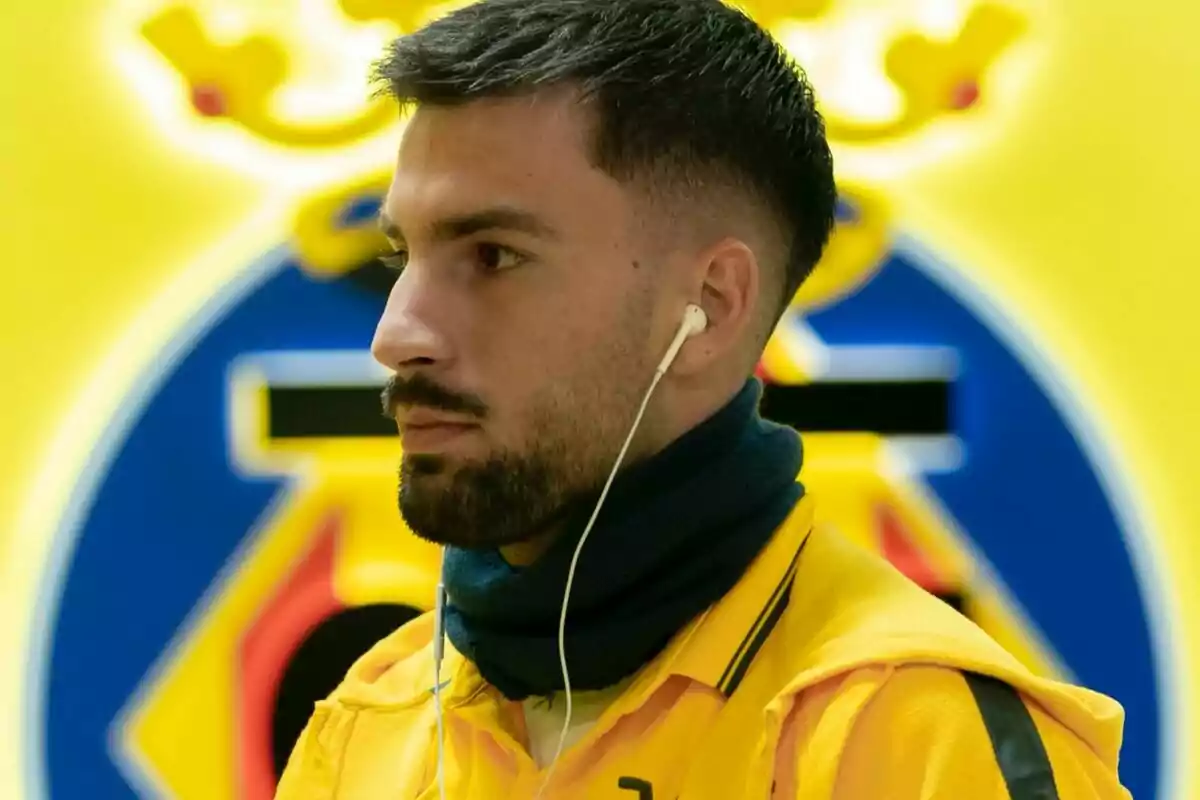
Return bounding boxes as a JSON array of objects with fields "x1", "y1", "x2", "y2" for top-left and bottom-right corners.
[{"x1": 964, "y1": 673, "x2": 1060, "y2": 800}]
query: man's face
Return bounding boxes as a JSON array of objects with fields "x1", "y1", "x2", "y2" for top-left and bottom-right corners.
[{"x1": 372, "y1": 93, "x2": 668, "y2": 550}]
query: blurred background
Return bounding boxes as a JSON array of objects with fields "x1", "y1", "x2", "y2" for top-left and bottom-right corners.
[{"x1": 1, "y1": 0, "x2": 1197, "y2": 798}]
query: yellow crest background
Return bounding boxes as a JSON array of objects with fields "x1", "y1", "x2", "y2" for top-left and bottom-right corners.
[{"x1": 1, "y1": 1, "x2": 1198, "y2": 797}]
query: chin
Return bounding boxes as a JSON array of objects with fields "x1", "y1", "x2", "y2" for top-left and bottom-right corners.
[{"x1": 396, "y1": 442, "x2": 580, "y2": 550}]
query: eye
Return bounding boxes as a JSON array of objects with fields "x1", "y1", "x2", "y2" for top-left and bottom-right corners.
[
  {"x1": 379, "y1": 248, "x2": 409, "y2": 273},
  {"x1": 475, "y1": 243, "x2": 525, "y2": 274}
]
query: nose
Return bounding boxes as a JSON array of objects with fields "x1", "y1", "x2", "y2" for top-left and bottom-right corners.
[{"x1": 371, "y1": 269, "x2": 453, "y2": 375}]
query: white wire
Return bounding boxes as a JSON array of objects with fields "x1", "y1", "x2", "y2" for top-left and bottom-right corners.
[
  {"x1": 433, "y1": 580, "x2": 448, "y2": 800},
  {"x1": 533, "y1": 366, "x2": 668, "y2": 800}
]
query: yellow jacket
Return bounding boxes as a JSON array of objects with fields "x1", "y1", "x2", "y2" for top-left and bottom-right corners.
[{"x1": 277, "y1": 497, "x2": 1132, "y2": 798}]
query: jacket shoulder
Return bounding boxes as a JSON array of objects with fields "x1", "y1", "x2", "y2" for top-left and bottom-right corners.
[
  {"x1": 782, "y1": 664, "x2": 1131, "y2": 798},
  {"x1": 327, "y1": 610, "x2": 440, "y2": 707},
  {"x1": 777, "y1": 526, "x2": 1029, "y2": 685},
  {"x1": 277, "y1": 614, "x2": 441, "y2": 798},
  {"x1": 766, "y1": 527, "x2": 1127, "y2": 766}
]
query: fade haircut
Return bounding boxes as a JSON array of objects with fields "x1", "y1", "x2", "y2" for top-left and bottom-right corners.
[{"x1": 372, "y1": 0, "x2": 837, "y2": 323}]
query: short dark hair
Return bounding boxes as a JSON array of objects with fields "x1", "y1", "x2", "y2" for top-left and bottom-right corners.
[{"x1": 372, "y1": 0, "x2": 836, "y2": 318}]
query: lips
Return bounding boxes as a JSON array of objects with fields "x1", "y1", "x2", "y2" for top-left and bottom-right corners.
[{"x1": 397, "y1": 412, "x2": 479, "y2": 453}]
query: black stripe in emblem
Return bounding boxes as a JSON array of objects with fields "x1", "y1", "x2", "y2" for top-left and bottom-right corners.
[{"x1": 964, "y1": 673, "x2": 1060, "y2": 800}]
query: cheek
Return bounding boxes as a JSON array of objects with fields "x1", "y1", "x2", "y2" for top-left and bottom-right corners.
[
  {"x1": 467, "y1": 276, "x2": 657, "y2": 442},
  {"x1": 472, "y1": 295, "x2": 598, "y2": 387},
  {"x1": 530, "y1": 325, "x2": 651, "y2": 436}
]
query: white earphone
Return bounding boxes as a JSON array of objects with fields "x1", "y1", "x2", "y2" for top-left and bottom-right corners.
[
  {"x1": 656, "y1": 303, "x2": 709, "y2": 375},
  {"x1": 433, "y1": 303, "x2": 708, "y2": 800}
]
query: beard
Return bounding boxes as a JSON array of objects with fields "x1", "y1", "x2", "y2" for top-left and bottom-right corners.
[
  {"x1": 396, "y1": 388, "x2": 643, "y2": 549},
  {"x1": 398, "y1": 442, "x2": 595, "y2": 550}
]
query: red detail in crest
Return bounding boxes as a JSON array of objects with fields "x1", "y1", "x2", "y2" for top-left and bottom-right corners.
[
  {"x1": 190, "y1": 84, "x2": 228, "y2": 117},
  {"x1": 238, "y1": 512, "x2": 345, "y2": 800},
  {"x1": 877, "y1": 504, "x2": 951, "y2": 595},
  {"x1": 949, "y1": 80, "x2": 981, "y2": 110}
]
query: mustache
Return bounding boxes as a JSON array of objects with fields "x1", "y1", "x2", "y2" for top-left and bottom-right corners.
[{"x1": 381, "y1": 373, "x2": 489, "y2": 419}]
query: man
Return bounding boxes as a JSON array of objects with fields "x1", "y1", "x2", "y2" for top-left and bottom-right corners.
[{"x1": 278, "y1": 0, "x2": 1133, "y2": 797}]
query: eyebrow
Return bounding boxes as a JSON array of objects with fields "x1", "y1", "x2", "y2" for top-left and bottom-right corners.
[{"x1": 378, "y1": 207, "x2": 560, "y2": 244}]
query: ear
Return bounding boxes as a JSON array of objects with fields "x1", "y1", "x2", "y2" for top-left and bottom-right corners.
[{"x1": 673, "y1": 236, "x2": 759, "y2": 374}]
